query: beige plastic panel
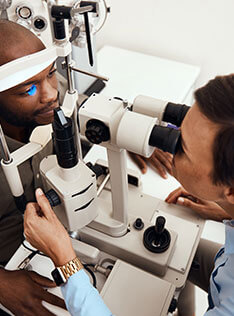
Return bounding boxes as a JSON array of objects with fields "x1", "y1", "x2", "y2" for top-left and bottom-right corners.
[{"x1": 101, "y1": 260, "x2": 175, "y2": 316}]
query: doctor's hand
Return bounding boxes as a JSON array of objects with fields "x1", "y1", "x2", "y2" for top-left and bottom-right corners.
[
  {"x1": 165, "y1": 186, "x2": 231, "y2": 222},
  {"x1": 24, "y1": 188, "x2": 76, "y2": 267},
  {"x1": 128, "y1": 148, "x2": 173, "y2": 179},
  {"x1": 0, "y1": 268, "x2": 66, "y2": 316}
]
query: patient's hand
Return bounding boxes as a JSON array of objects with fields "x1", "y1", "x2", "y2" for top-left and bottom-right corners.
[{"x1": 128, "y1": 148, "x2": 173, "y2": 179}]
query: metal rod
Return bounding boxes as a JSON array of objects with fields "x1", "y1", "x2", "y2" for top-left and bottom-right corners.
[
  {"x1": 72, "y1": 5, "x2": 93, "y2": 15},
  {"x1": 72, "y1": 105, "x2": 83, "y2": 161},
  {"x1": 65, "y1": 55, "x2": 75, "y2": 93},
  {"x1": 97, "y1": 173, "x2": 110, "y2": 196},
  {"x1": 0, "y1": 124, "x2": 12, "y2": 163},
  {"x1": 71, "y1": 66, "x2": 109, "y2": 82},
  {"x1": 64, "y1": 55, "x2": 82, "y2": 161}
]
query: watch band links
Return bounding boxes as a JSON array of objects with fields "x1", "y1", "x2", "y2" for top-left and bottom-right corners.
[{"x1": 60, "y1": 257, "x2": 84, "y2": 281}]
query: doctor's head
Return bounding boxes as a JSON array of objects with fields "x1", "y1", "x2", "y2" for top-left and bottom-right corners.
[
  {"x1": 173, "y1": 74, "x2": 234, "y2": 215},
  {"x1": 0, "y1": 20, "x2": 58, "y2": 128}
]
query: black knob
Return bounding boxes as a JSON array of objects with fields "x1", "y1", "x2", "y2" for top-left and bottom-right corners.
[
  {"x1": 34, "y1": 18, "x2": 46, "y2": 30},
  {"x1": 85, "y1": 119, "x2": 110, "y2": 144},
  {"x1": 45, "y1": 189, "x2": 61, "y2": 207},
  {"x1": 155, "y1": 216, "x2": 165, "y2": 235},
  {"x1": 168, "y1": 298, "x2": 177, "y2": 313},
  {"x1": 143, "y1": 216, "x2": 171, "y2": 253},
  {"x1": 133, "y1": 218, "x2": 144, "y2": 230}
]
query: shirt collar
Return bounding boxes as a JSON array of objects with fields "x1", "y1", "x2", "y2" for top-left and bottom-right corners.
[{"x1": 223, "y1": 220, "x2": 234, "y2": 254}]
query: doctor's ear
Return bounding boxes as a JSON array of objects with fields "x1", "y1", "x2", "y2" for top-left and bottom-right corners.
[{"x1": 224, "y1": 187, "x2": 234, "y2": 204}]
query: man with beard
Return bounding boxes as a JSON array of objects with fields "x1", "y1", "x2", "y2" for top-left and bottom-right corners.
[{"x1": 0, "y1": 20, "x2": 67, "y2": 315}]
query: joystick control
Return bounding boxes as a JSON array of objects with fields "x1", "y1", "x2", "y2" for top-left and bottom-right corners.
[{"x1": 143, "y1": 216, "x2": 171, "y2": 253}]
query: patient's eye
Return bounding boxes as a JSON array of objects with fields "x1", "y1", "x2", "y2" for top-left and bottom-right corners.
[{"x1": 26, "y1": 84, "x2": 37, "y2": 96}]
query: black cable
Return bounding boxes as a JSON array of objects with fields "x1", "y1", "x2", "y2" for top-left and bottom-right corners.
[
  {"x1": 22, "y1": 240, "x2": 48, "y2": 257},
  {"x1": 22, "y1": 242, "x2": 97, "y2": 288},
  {"x1": 83, "y1": 263, "x2": 97, "y2": 288},
  {"x1": 83, "y1": 263, "x2": 95, "y2": 268},
  {"x1": 27, "y1": 250, "x2": 40, "y2": 260}
]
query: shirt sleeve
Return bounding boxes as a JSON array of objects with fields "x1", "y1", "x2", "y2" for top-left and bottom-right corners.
[
  {"x1": 204, "y1": 296, "x2": 234, "y2": 316},
  {"x1": 61, "y1": 269, "x2": 113, "y2": 316}
]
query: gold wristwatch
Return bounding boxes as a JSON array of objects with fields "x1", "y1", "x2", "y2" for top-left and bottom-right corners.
[{"x1": 51, "y1": 257, "x2": 83, "y2": 286}]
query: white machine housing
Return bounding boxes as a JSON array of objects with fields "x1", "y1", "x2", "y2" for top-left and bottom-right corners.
[
  {"x1": 6, "y1": 0, "x2": 53, "y2": 46},
  {"x1": 40, "y1": 155, "x2": 98, "y2": 231},
  {"x1": 133, "y1": 95, "x2": 169, "y2": 124},
  {"x1": 79, "y1": 93, "x2": 160, "y2": 237},
  {"x1": 79, "y1": 93, "x2": 157, "y2": 156}
]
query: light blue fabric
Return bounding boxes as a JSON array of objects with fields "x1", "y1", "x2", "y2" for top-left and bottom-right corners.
[
  {"x1": 204, "y1": 220, "x2": 234, "y2": 315},
  {"x1": 61, "y1": 269, "x2": 112, "y2": 316}
]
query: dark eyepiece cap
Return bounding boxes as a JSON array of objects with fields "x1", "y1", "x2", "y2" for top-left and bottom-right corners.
[
  {"x1": 163, "y1": 103, "x2": 190, "y2": 127},
  {"x1": 149, "y1": 125, "x2": 181, "y2": 154}
]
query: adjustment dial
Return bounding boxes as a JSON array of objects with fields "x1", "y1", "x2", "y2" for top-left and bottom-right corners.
[{"x1": 85, "y1": 119, "x2": 110, "y2": 144}]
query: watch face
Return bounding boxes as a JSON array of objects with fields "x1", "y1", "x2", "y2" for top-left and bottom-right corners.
[{"x1": 51, "y1": 269, "x2": 64, "y2": 286}]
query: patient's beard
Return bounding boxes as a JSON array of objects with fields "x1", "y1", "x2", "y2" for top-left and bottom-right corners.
[{"x1": 0, "y1": 104, "x2": 37, "y2": 128}]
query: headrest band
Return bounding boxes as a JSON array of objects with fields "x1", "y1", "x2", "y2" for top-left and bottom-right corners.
[{"x1": 0, "y1": 46, "x2": 57, "y2": 92}]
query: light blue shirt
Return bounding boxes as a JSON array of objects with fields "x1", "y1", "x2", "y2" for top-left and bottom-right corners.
[
  {"x1": 205, "y1": 220, "x2": 234, "y2": 315},
  {"x1": 61, "y1": 269, "x2": 112, "y2": 316}
]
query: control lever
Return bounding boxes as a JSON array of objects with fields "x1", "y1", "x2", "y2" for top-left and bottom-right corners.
[
  {"x1": 70, "y1": 26, "x2": 80, "y2": 42},
  {"x1": 143, "y1": 216, "x2": 171, "y2": 253},
  {"x1": 83, "y1": 11, "x2": 94, "y2": 66}
]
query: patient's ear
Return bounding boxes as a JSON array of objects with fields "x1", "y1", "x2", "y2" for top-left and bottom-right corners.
[{"x1": 224, "y1": 187, "x2": 234, "y2": 204}]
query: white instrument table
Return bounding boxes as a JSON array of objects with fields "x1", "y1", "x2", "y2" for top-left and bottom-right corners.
[{"x1": 97, "y1": 45, "x2": 200, "y2": 105}]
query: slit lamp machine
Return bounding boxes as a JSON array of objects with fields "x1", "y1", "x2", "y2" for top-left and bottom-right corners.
[{"x1": 0, "y1": 1, "x2": 204, "y2": 315}]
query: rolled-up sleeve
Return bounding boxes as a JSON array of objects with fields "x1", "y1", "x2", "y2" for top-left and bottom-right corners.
[{"x1": 61, "y1": 269, "x2": 112, "y2": 316}]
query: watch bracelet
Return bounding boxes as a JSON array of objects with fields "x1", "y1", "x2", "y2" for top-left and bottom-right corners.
[{"x1": 60, "y1": 257, "x2": 84, "y2": 280}]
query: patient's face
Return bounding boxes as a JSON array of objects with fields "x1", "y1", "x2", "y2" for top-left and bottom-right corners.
[{"x1": 0, "y1": 62, "x2": 59, "y2": 127}]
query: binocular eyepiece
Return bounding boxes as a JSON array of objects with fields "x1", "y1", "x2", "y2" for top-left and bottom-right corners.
[
  {"x1": 149, "y1": 102, "x2": 190, "y2": 155},
  {"x1": 82, "y1": 95, "x2": 190, "y2": 156},
  {"x1": 163, "y1": 102, "x2": 189, "y2": 127},
  {"x1": 149, "y1": 125, "x2": 180, "y2": 155}
]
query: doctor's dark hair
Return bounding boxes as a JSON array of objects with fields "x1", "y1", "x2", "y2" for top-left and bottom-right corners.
[{"x1": 194, "y1": 74, "x2": 234, "y2": 186}]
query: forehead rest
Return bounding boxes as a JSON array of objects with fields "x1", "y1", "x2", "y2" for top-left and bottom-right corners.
[{"x1": 0, "y1": 47, "x2": 57, "y2": 92}]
